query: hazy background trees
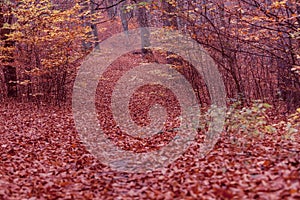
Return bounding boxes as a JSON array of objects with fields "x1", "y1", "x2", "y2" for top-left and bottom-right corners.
[{"x1": 0, "y1": 0, "x2": 299, "y2": 112}]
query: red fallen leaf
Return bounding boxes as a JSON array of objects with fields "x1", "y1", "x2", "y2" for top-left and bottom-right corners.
[
  {"x1": 290, "y1": 188, "x2": 298, "y2": 194},
  {"x1": 263, "y1": 160, "x2": 272, "y2": 167},
  {"x1": 269, "y1": 180, "x2": 285, "y2": 192},
  {"x1": 207, "y1": 155, "x2": 217, "y2": 162},
  {"x1": 58, "y1": 181, "x2": 72, "y2": 187},
  {"x1": 161, "y1": 191, "x2": 174, "y2": 200},
  {"x1": 213, "y1": 187, "x2": 234, "y2": 199},
  {"x1": 288, "y1": 170, "x2": 300, "y2": 181},
  {"x1": 188, "y1": 184, "x2": 201, "y2": 198}
]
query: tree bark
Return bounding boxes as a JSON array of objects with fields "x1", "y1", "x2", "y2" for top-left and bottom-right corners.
[
  {"x1": 90, "y1": 1, "x2": 100, "y2": 49},
  {"x1": 0, "y1": 1, "x2": 17, "y2": 98},
  {"x1": 120, "y1": 0, "x2": 129, "y2": 34},
  {"x1": 136, "y1": 0, "x2": 154, "y2": 61}
]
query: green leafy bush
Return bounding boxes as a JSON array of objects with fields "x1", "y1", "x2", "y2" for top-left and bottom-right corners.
[
  {"x1": 273, "y1": 108, "x2": 300, "y2": 140},
  {"x1": 225, "y1": 100, "x2": 276, "y2": 137},
  {"x1": 198, "y1": 100, "x2": 299, "y2": 143}
]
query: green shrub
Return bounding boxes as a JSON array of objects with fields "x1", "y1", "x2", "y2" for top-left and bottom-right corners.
[
  {"x1": 225, "y1": 100, "x2": 276, "y2": 137},
  {"x1": 273, "y1": 108, "x2": 300, "y2": 140}
]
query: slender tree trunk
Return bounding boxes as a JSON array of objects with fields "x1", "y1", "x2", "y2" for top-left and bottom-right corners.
[
  {"x1": 0, "y1": 1, "x2": 17, "y2": 98},
  {"x1": 105, "y1": 0, "x2": 117, "y2": 18},
  {"x1": 120, "y1": 0, "x2": 129, "y2": 34},
  {"x1": 80, "y1": 0, "x2": 93, "y2": 49},
  {"x1": 91, "y1": 1, "x2": 100, "y2": 49},
  {"x1": 162, "y1": 0, "x2": 179, "y2": 64},
  {"x1": 136, "y1": 0, "x2": 151, "y2": 55}
]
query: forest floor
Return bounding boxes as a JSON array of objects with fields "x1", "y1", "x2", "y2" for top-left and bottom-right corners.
[{"x1": 0, "y1": 101, "x2": 299, "y2": 199}]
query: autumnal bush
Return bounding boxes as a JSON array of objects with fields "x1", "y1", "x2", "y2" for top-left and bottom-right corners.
[
  {"x1": 273, "y1": 108, "x2": 300, "y2": 140},
  {"x1": 225, "y1": 100, "x2": 276, "y2": 137},
  {"x1": 224, "y1": 100, "x2": 299, "y2": 141}
]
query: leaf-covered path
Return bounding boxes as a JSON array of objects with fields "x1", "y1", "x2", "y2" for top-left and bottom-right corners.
[{"x1": 0, "y1": 103, "x2": 299, "y2": 199}]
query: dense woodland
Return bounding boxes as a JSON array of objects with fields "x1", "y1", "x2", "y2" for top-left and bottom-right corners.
[
  {"x1": 0, "y1": 0, "x2": 300, "y2": 199},
  {"x1": 1, "y1": 0, "x2": 300, "y2": 110}
]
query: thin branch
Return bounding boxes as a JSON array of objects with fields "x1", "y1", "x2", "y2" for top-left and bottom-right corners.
[{"x1": 90, "y1": 0, "x2": 127, "y2": 11}]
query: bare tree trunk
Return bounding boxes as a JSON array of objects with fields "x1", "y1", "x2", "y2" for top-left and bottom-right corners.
[
  {"x1": 136, "y1": 0, "x2": 154, "y2": 61},
  {"x1": 136, "y1": 0, "x2": 150, "y2": 49},
  {"x1": 120, "y1": 0, "x2": 129, "y2": 34},
  {"x1": 105, "y1": 0, "x2": 118, "y2": 18},
  {"x1": 161, "y1": 0, "x2": 180, "y2": 64},
  {"x1": 80, "y1": 0, "x2": 93, "y2": 49},
  {"x1": 0, "y1": 1, "x2": 17, "y2": 98},
  {"x1": 91, "y1": 1, "x2": 100, "y2": 49}
]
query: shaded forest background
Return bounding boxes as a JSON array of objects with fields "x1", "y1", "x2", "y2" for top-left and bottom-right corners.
[{"x1": 0, "y1": 0, "x2": 299, "y2": 112}]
